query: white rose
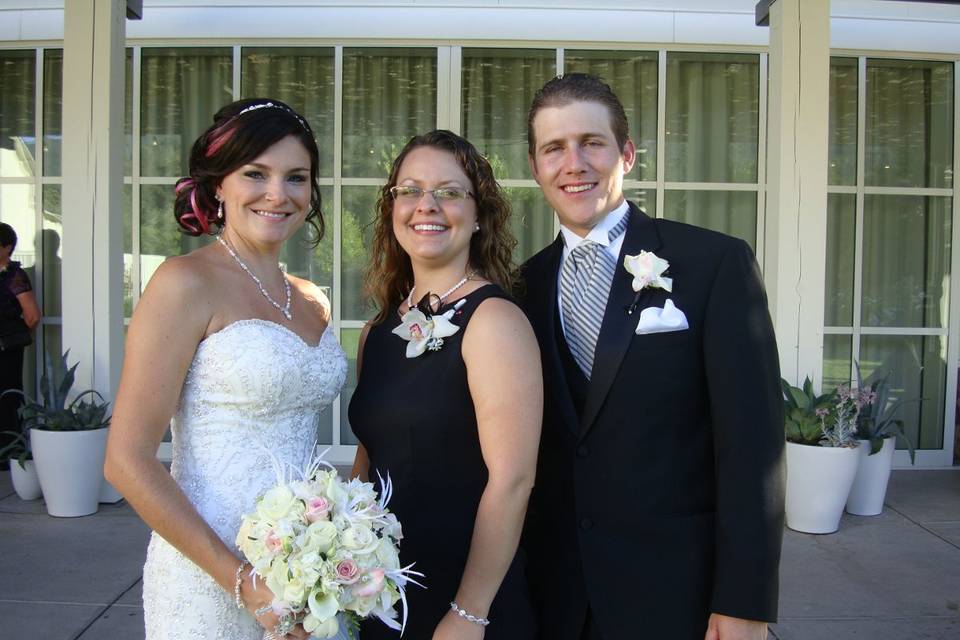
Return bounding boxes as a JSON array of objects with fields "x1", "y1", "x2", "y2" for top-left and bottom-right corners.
[
  {"x1": 374, "y1": 537, "x2": 400, "y2": 571},
  {"x1": 257, "y1": 486, "x2": 299, "y2": 521},
  {"x1": 341, "y1": 526, "x2": 379, "y2": 555},
  {"x1": 301, "y1": 520, "x2": 338, "y2": 555}
]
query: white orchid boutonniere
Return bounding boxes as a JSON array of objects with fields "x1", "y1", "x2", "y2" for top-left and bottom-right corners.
[
  {"x1": 392, "y1": 298, "x2": 466, "y2": 358},
  {"x1": 623, "y1": 251, "x2": 673, "y2": 314}
]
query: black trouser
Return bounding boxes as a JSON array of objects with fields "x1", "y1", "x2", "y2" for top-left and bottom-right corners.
[{"x1": 0, "y1": 346, "x2": 25, "y2": 469}]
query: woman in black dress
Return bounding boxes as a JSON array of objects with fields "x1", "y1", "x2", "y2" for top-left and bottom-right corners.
[{"x1": 349, "y1": 131, "x2": 542, "y2": 640}]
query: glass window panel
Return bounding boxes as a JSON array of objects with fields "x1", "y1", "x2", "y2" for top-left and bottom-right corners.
[
  {"x1": 139, "y1": 184, "x2": 209, "y2": 292},
  {"x1": 280, "y1": 185, "x2": 334, "y2": 307},
  {"x1": 564, "y1": 50, "x2": 659, "y2": 182},
  {"x1": 340, "y1": 327, "x2": 361, "y2": 446},
  {"x1": 665, "y1": 52, "x2": 759, "y2": 184},
  {"x1": 124, "y1": 184, "x2": 133, "y2": 316},
  {"x1": 824, "y1": 193, "x2": 855, "y2": 326},
  {"x1": 662, "y1": 190, "x2": 757, "y2": 251},
  {"x1": 624, "y1": 188, "x2": 656, "y2": 218},
  {"x1": 140, "y1": 47, "x2": 232, "y2": 177},
  {"x1": 503, "y1": 187, "x2": 556, "y2": 263},
  {"x1": 861, "y1": 195, "x2": 951, "y2": 328},
  {"x1": 823, "y1": 334, "x2": 852, "y2": 391},
  {"x1": 0, "y1": 185, "x2": 37, "y2": 268},
  {"x1": 860, "y1": 335, "x2": 946, "y2": 450},
  {"x1": 828, "y1": 57, "x2": 858, "y2": 186},
  {"x1": 865, "y1": 59, "x2": 954, "y2": 189},
  {"x1": 462, "y1": 48, "x2": 555, "y2": 180},
  {"x1": 241, "y1": 47, "x2": 336, "y2": 177},
  {"x1": 42, "y1": 49, "x2": 62, "y2": 177},
  {"x1": 341, "y1": 186, "x2": 380, "y2": 321},
  {"x1": 42, "y1": 324, "x2": 62, "y2": 382},
  {"x1": 22, "y1": 334, "x2": 36, "y2": 400},
  {"x1": 342, "y1": 48, "x2": 436, "y2": 179},
  {"x1": 125, "y1": 49, "x2": 133, "y2": 177},
  {"x1": 0, "y1": 50, "x2": 36, "y2": 178},
  {"x1": 41, "y1": 185, "x2": 62, "y2": 316}
]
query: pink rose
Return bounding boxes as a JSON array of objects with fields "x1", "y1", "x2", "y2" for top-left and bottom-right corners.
[
  {"x1": 352, "y1": 568, "x2": 385, "y2": 597},
  {"x1": 305, "y1": 497, "x2": 331, "y2": 523},
  {"x1": 335, "y1": 559, "x2": 360, "y2": 584},
  {"x1": 265, "y1": 530, "x2": 283, "y2": 553}
]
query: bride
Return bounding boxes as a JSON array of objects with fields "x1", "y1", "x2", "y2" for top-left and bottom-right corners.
[{"x1": 105, "y1": 99, "x2": 348, "y2": 640}]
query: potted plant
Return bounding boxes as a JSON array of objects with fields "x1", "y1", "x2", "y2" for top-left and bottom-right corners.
[
  {"x1": 12, "y1": 350, "x2": 112, "y2": 517},
  {"x1": 845, "y1": 364, "x2": 918, "y2": 516},
  {"x1": 0, "y1": 428, "x2": 42, "y2": 500},
  {"x1": 782, "y1": 376, "x2": 865, "y2": 534}
]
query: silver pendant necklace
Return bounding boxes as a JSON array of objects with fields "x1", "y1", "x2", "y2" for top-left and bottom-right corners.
[
  {"x1": 216, "y1": 235, "x2": 293, "y2": 321},
  {"x1": 406, "y1": 271, "x2": 475, "y2": 310}
]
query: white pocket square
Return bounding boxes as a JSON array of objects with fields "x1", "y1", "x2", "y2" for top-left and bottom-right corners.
[{"x1": 635, "y1": 298, "x2": 689, "y2": 335}]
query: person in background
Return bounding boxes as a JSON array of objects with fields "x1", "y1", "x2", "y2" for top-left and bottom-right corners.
[{"x1": 0, "y1": 222, "x2": 41, "y2": 470}]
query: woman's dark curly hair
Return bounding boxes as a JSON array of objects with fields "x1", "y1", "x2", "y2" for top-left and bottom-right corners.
[
  {"x1": 174, "y1": 98, "x2": 324, "y2": 243},
  {"x1": 365, "y1": 130, "x2": 518, "y2": 324}
]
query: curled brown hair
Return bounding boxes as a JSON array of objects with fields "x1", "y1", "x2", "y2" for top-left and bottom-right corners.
[{"x1": 364, "y1": 130, "x2": 517, "y2": 324}]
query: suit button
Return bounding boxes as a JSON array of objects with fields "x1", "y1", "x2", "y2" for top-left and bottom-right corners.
[
  {"x1": 580, "y1": 517, "x2": 593, "y2": 530},
  {"x1": 577, "y1": 445, "x2": 590, "y2": 458}
]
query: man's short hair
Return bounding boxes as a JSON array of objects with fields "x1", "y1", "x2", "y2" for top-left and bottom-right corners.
[{"x1": 527, "y1": 72, "x2": 630, "y2": 156}]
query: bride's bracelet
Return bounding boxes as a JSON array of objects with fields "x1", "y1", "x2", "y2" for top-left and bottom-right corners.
[
  {"x1": 450, "y1": 601, "x2": 490, "y2": 627},
  {"x1": 234, "y1": 561, "x2": 250, "y2": 609}
]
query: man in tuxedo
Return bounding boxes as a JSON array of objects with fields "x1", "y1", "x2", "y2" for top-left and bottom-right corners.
[{"x1": 519, "y1": 73, "x2": 785, "y2": 640}]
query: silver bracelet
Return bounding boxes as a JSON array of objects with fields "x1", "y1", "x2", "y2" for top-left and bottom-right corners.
[
  {"x1": 450, "y1": 601, "x2": 490, "y2": 627},
  {"x1": 234, "y1": 561, "x2": 249, "y2": 610}
]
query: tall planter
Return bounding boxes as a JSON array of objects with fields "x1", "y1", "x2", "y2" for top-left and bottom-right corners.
[
  {"x1": 846, "y1": 437, "x2": 896, "y2": 516},
  {"x1": 31, "y1": 427, "x2": 108, "y2": 517},
  {"x1": 785, "y1": 441, "x2": 860, "y2": 534},
  {"x1": 9, "y1": 460, "x2": 42, "y2": 500}
]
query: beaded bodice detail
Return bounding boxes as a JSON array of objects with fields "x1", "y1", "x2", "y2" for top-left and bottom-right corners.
[
  {"x1": 142, "y1": 319, "x2": 348, "y2": 640},
  {"x1": 170, "y1": 319, "x2": 346, "y2": 544}
]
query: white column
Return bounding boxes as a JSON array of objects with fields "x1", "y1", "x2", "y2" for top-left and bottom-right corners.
[
  {"x1": 61, "y1": 0, "x2": 126, "y2": 399},
  {"x1": 763, "y1": 0, "x2": 830, "y2": 389}
]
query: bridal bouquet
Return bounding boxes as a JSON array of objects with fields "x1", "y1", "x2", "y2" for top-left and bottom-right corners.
[{"x1": 236, "y1": 455, "x2": 421, "y2": 638}]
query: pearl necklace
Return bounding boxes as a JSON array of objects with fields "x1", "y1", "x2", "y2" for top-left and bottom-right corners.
[
  {"x1": 406, "y1": 271, "x2": 475, "y2": 310},
  {"x1": 216, "y1": 235, "x2": 293, "y2": 321}
]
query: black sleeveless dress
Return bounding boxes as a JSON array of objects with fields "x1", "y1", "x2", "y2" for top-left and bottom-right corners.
[{"x1": 349, "y1": 284, "x2": 536, "y2": 640}]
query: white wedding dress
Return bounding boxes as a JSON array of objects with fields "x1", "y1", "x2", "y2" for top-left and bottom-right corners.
[{"x1": 142, "y1": 319, "x2": 349, "y2": 640}]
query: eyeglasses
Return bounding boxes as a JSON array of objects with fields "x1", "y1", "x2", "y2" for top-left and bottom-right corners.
[{"x1": 389, "y1": 185, "x2": 473, "y2": 203}]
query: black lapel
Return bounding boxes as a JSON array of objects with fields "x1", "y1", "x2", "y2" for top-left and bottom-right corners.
[
  {"x1": 579, "y1": 204, "x2": 662, "y2": 438},
  {"x1": 527, "y1": 234, "x2": 580, "y2": 435}
]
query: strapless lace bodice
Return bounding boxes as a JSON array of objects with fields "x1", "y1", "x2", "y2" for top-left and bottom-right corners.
[
  {"x1": 143, "y1": 319, "x2": 348, "y2": 640},
  {"x1": 169, "y1": 319, "x2": 347, "y2": 544}
]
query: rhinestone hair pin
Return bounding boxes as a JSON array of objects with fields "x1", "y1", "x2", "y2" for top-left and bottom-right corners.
[{"x1": 236, "y1": 101, "x2": 309, "y2": 132}]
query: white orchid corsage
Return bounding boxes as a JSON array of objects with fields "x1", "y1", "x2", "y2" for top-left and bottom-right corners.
[
  {"x1": 623, "y1": 250, "x2": 673, "y2": 314},
  {"x1": 392, "y1": 297, "x2": 466, "y2": 358}
]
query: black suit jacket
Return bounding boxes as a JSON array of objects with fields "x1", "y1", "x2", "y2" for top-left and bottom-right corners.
[{"x1": 518, "y1": 204, "x2": 785, "y2": 640}]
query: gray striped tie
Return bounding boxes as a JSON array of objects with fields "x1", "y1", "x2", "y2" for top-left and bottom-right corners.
[{"x1": 560, "y1": 213, "x2": 628, "y2": 379}]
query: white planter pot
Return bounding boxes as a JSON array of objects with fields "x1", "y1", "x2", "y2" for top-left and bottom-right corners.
[
  {"x1": 9, "y1": 460, "x2": 42, "y2": 500},
  {"x1": 846, "y1": 437, "x2": 897, "y2": 516},
  {"x1": 785, "y1": 441, "x2": 860, "y2": 534},
  {"x1": 100, "y1": 477, "x2": 124, "y2": 504},
  {"x1": 31, "y1": 427, "x2": 108, "y2": 517}
]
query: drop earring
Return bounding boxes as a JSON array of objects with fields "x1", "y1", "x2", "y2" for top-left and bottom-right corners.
[
  {"x1": 473, "y1": 222, "x2": 480, "y2": 233},
  {"x1": 216, "y1": 198, "x2": 224, "y2": 220}
]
